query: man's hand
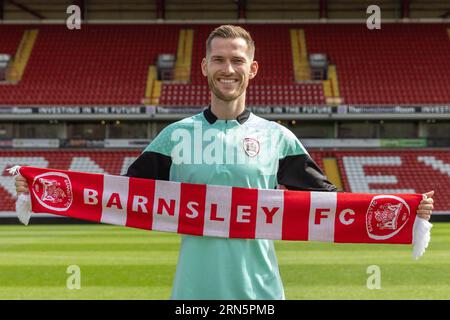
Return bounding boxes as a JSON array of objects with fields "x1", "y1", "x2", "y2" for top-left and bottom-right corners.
[
  {"x1": 417, "y1": 191, "x2": 434, "y2": 221},
  {"x1": 15, "y1": 175, "x2": 29, "y2": 195}
]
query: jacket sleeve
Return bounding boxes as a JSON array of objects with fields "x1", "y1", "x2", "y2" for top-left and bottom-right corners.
[
  {"x1": 277, "y1": 154, "x2": 337, "y2": 192},
  {"x1": 125, "y1": 123, "x2": 174, "y2": 180},
  {"x1": 125, "y1": 151, "x2": 172, "y2": 181}
]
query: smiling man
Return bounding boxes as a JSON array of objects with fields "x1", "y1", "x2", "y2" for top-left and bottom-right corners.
[
  {"x1": 127, "y1": 25, "x2": 327, "y2": 299},
  {"x1": 15, "y1": 25, "x2": 435, "y2": 300}
]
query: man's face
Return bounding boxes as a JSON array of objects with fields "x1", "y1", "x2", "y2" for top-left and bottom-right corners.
[{"x1": 202, "y1": 37, "x2": 258, "y2": 102}]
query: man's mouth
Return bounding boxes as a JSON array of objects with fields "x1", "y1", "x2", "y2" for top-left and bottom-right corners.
[{"x1": 217, "y1": 78, "x2": 238, "y2": 84}]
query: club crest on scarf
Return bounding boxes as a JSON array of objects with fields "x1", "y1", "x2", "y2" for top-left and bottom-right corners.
[
  {"x1": 366, "y1": 195, "x2": 410, "y2": 240},
  {"x1": 243, "y1": 137, "x2": 260, "y2": 157},
  {"x1": 31, "y1": 172, "x2": 73, "y2": 211}
]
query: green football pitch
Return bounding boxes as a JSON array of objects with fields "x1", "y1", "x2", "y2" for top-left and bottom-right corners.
[{"x1": 0, "y1": 223, "x2": 449, "y2": 300}]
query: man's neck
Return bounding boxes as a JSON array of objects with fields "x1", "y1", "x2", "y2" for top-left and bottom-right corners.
[{"x1": 210, "y1": 94, "x2": 246, "y2": 120}]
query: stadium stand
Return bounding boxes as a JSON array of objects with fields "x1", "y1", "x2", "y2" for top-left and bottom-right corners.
[
  {"x1": 1, "y1": 23, "x2": 448, "y2": 106},
  {"x1": 1, "y1": 150, "x2": 449, "y2": 213},
  {"x1": 0, "y1": 25, "x2": 180, "y2": 105},
  {"x1": 304, "y1": 24, "x2": 450, "y2": 105}
]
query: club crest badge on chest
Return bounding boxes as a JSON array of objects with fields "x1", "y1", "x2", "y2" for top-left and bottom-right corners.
[{"x1": 243, "y1": 137, "x2": 260, "y2": 157}]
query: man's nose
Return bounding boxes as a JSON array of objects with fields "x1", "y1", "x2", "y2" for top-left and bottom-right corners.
[{"x1": 222, "y1": 61, "x2": 234, "y2": 74}]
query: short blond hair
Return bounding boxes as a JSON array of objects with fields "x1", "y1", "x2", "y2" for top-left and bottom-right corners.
[{"x1": 206, "y1": 25, "x2": 255, "y2": 60}]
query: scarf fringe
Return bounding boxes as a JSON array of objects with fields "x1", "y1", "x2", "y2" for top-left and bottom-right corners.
[
  {"x1": 412, "y1": 217, "x2": 432, "y2": 260},
  {"x1": 8, "y1": 165, "x2": 32, "y2": 225},
  {"x1": 16, "y1": 193, "x2": 32, "y2": 226},
  {"x1": 7, "y1": 165, "x2": 21, "y2": 176}
]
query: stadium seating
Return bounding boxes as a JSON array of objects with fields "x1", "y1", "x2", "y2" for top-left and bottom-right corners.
[
  {"x1": 0, "y1": 25, "x2": 180, "y2": 105},
  {"x1": 311, "y1": 149, "x2": 450, "y2": 212},
  {"x1": 0, "y1": 25, "x2": 27, "y2": 56},
  {"x1": 1, "y1": 24, "x2": 448, "y2": 106},
  {"x1": 304, "y1": 24, "x2": 450, "y2": 105},
  {"x1": 1, "y1": 149, "x2": 449, "y2": 213}
]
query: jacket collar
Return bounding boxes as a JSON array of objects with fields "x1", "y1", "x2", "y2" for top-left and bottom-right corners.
[{"x1": 203, "y1": 106, "x2": 251, "y2": 125}]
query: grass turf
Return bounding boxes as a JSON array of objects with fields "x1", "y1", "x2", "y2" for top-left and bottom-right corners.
[{"x1": 0, "y1": 223, "x2": 449, "y2": 299}]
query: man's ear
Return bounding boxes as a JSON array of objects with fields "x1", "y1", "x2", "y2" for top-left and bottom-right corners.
[
  {"x1": 201, "y1": 58, "x2": 207, "y2": 77},
  {"x1": 249, "y1": 60, "x2": 258, "y2": 79}
]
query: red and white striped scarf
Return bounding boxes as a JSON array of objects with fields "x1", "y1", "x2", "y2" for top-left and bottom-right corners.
[{"x1": 10, "y1": 166, "x2": 432, "y2": 259}]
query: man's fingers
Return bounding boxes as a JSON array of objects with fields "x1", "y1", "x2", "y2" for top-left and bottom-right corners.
[
  {"x1": 417, "y1": 212, "x2": 431, "y2": 221},
  {"x1": 15, "y1": 176, "x2": 28, "y2": 186},
  {"x1": 16, "y1": 189, "x2": 29, "y2": 195},
  {"x1": 423, "y1": 190, "x2": 434, "y2": 200},
  {"x1": 419, "y1": 191, "x2": 435, "y2": 221},
  {"x1": 419, "y1": 198, "x2": 434, "y2": 204},
  {"x1": 15, "y1": 176, "x2": 29, "y2": 195},
  {"x1": 419, "y1": 198, "x2": 433, "y2": 205},
  {"x1": 418, "y1": 204, "x2": 434, "y2": 210},
  {"x1": 16, "y1": 183, "x2": 28, "y2": 189},
  {"x1": 417, "y1": 214, "x2": 431, "y2": 221},
  {"x1": 417, "y1": 210, "x2": 432, "y2": 216}
]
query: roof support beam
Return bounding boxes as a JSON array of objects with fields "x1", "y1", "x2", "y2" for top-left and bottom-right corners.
[
  {"x1": 0, "y1": 0, "x2": 4, "y2": 20},
  {"x1": 401, "y1": 0, "x2": 410, "y2": 19},
  {"x1": 237, "y1": 0, "x2": 246, "y2": 20},
  {"x1": 73, "y1": 0, "x2": 85, "y2": 20},
  {"x1": 319, "y1": 0, "x2": 328, "y2": 19},
  {"x1": 6, "y1": 0, "x2": 45, "y2": 19},
  {"x1": 156, "y1": 0, "x2": 165, "y2": 20}
]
